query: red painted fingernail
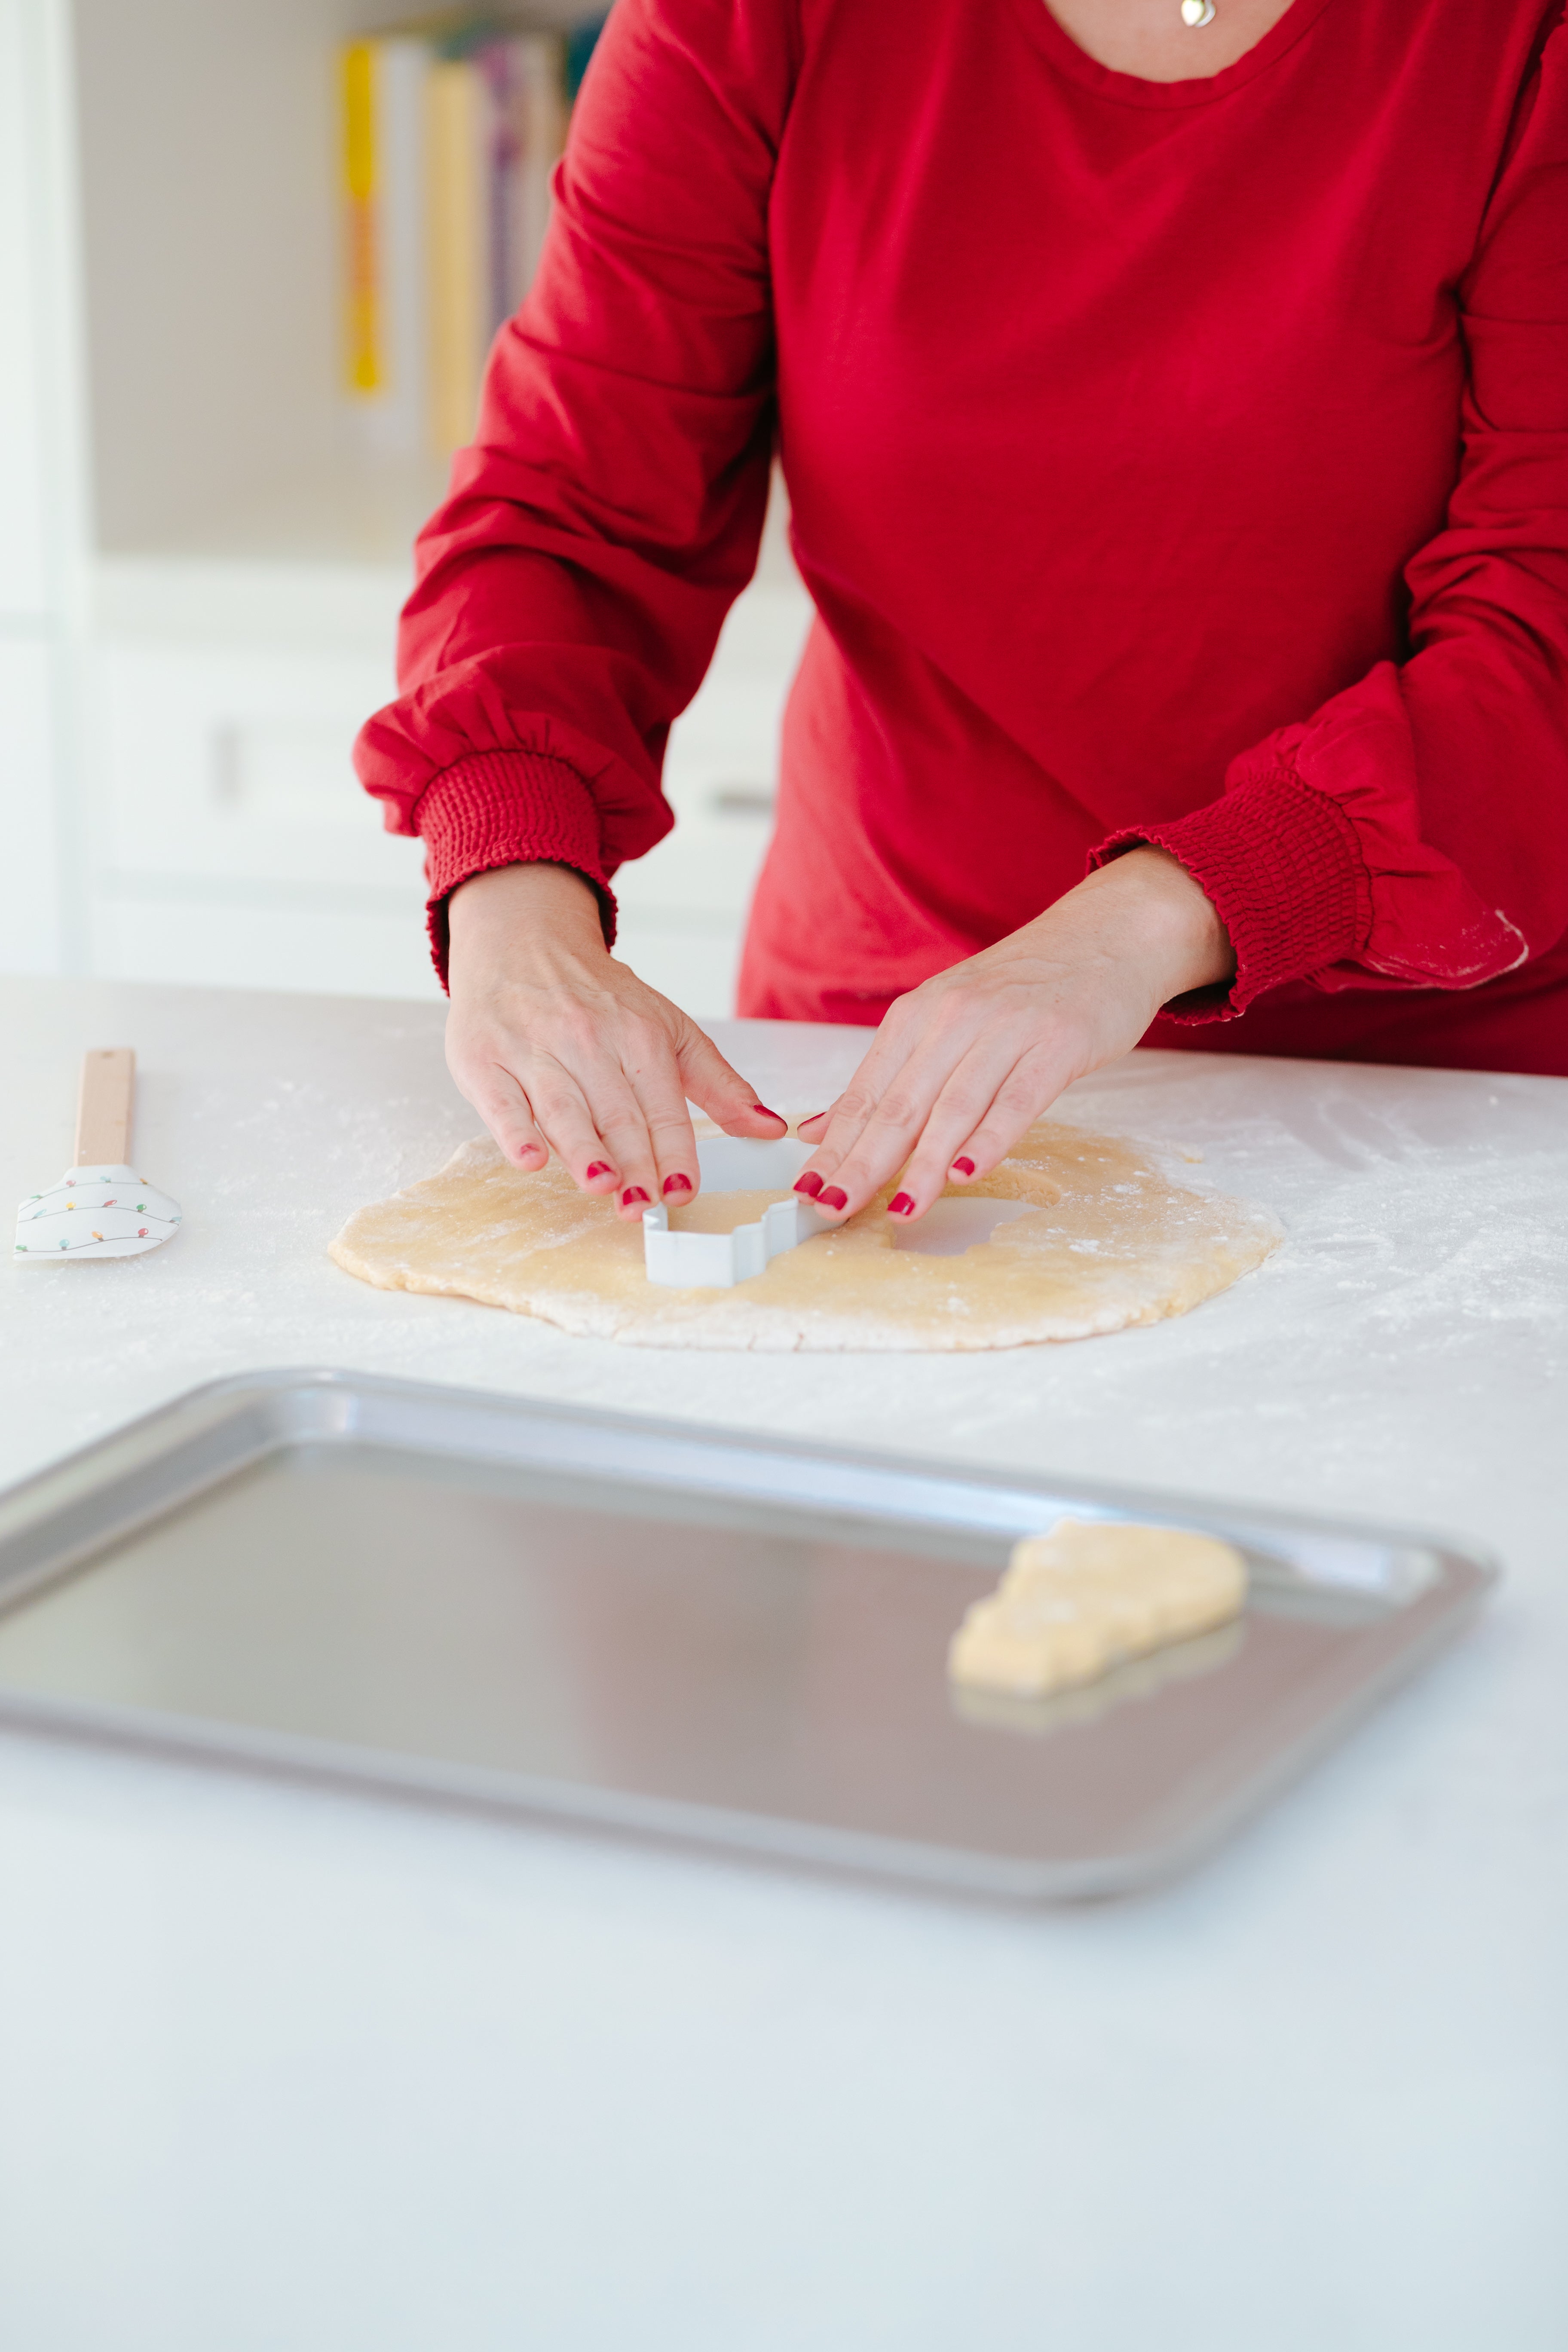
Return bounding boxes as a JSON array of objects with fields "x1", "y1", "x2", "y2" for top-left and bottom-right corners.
[
  {"x1": 951, "y1": 1158, "x2": 976, "y2": 1177},
  {"x1": 800, "y1": 1110, "x2": 828, "y2": 1126},
  {"x1": 621, "y1": 1186, "x2": 650, "y2": 1206},
  {"x1": 585, "y1": 1161, "x2": 614, "y2": 1180},
  {"x1": 793, "y1": 1171, "x2": 824, "y2": 1197},
  {"x1": 888, "y1": 1192, "x2": 915, "y2": 1216},
  {"x1": 662, "y1": 1173, "x2": 692, "y2": 1196},
  {"x1": 817, "y1": 1185, "x2": 848, "y2": 1211},
  {"x1": 751, "y1": 1102, "x2": 786, "y2": 1123}
]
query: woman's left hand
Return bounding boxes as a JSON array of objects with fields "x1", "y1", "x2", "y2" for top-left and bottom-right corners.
[{"x1": 793, "y1": 847, "x2": 1235, "y2": 1223}]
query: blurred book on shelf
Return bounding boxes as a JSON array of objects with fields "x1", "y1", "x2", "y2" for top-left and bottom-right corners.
[{"x1": 343, "y1": 14, "x2": 606, "y2": 459}]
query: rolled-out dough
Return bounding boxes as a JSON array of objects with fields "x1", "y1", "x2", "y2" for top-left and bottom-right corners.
[
  {"x1": 948, "y1": 1519, "x2": 1249, "y2": 1698},
  {"x1": 328, "y1": 1117, "x2": 1282, "y2": 1352}
]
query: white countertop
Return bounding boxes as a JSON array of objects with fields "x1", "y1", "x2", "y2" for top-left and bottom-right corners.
[{"x1": 2, "y1": 976, "x2": 1565, "y2": 2351}]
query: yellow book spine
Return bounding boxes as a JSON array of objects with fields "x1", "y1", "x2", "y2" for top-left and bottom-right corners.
[
  {"x1": 343, "y1": 41, "x2": 381, "y2": 395},
  {"x1": 426, "y1": 57, "x2": 487, "y2": 453}
]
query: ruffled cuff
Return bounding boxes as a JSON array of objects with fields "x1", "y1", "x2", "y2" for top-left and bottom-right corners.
[
  {"x1": 415, "y1": 750, "x2": 616, "y2": 988},
  {"x1": 1089, "y1": 767, "x2": 1373, "y2": 1021}
]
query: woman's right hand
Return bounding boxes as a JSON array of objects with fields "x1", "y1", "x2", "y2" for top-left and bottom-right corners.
[{"x1": 444, "y1": 861, "x2": 787, "y2": 1219}]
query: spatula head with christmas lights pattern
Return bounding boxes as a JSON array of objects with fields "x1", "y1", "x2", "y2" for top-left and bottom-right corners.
[{"x1": 15, "y1": 1049, "x2": 182, "y2": 1261}]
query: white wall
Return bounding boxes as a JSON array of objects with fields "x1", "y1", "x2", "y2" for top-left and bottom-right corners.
[
  {"x1": 0, "y1": 0, "x2": 80, "y2": 974},
  {"x1": 0, "y1": 639, "x2": 65, "y2": 973},
  {"x1": 0, "y1": 0, "x2": 51, "y2": 616}
]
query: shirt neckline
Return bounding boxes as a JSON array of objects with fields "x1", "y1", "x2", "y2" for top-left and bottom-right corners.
[{"x1": 1008, "y1": 0, "x2": 1341, "y2": 108}]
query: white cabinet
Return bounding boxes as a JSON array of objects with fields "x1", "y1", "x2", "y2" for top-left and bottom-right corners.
[
  {"x1": 89, "y1": 640, "x2": 411, "y2": 891},
  {"x1": 77, "y1": 564, "x2": 810, "y2": 1012},
  {"x1": 77, "y1": 564, "x2": 809, "y2": 1012},
  {"x1": 89, "y1": 892, "x2": 444, "y2": 1002},
  {"x1": 82, "y1": 626, "x2": 440, "y2": 1001}
]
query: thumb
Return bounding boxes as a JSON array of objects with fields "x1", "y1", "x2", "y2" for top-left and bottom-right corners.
[{"x1": 673, "y1": 1020, "x2": 790, "y2": 1135}]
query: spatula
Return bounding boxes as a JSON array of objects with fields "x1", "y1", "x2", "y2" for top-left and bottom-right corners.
[{"x1": 14, "y1": 1049, "x2": 182, "y2": 1261}]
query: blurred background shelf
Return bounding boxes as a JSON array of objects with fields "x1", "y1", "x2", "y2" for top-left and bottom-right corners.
[{"x1": 0, "y1": 0, "x2": 810, "y2": 1014}]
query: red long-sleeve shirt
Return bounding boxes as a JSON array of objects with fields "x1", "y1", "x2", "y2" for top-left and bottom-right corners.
[{"x1": 355, "y1": 0, "x2": 1568, "y2": 1075}]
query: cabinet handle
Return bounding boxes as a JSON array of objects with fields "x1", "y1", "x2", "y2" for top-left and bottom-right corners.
[
  {"x1": 709, "y1": 784, "x2": 775, "y2": 817},
  {"x1": 210, "y1": 722, "x2": 242, "y2": 807}
]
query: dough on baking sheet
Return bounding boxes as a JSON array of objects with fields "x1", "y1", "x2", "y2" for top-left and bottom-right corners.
[
  {"x1": 949, "y1": 1617, "x2": 1244, "y2": 1738},
  {"x1": 948, "y1": 1519, "x2": 1249, "y2": 1699},
  {"x1": 328, "y1": 1118, "x2": 1282, "y2": 1353}
]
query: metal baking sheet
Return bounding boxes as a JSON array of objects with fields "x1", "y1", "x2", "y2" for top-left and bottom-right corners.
[{"x1": 0, "y1": 1369, "x2": 1496, "y2": 1900}]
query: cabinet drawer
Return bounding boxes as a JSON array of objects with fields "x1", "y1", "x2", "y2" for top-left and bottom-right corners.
[
  {"x1": 90, "y1": 882, "x2": 441, "y2": 1001},
  {"x1": 90, "y1": 890, "x2": 741, "y2": 1012},
  {"x1": 90, "y1": 640, "x2": 423, "y2": 892},
  {"x1": 89, "y1": 579, "x2": 810, "y2": 925}
]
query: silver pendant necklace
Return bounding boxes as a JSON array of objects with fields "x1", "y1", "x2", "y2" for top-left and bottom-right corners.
[{"x1": 1181, "y1": 0, "x2": 1217, "y2": 23}]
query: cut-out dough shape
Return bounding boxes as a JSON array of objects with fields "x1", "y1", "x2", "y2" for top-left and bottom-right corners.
[
  {"x1": 950, "y1": 1617, "x2": 1244, "y2": 1739},
  {"x1": 949, "y1": 1519, "x2": 1249, "y2": 1698},
  {"x1": 328, "y1": 1118, "x2": 1282, "y2": 1353}
]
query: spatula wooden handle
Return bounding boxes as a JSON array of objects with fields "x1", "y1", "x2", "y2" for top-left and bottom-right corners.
[{"x1": 75, "y1": 1048, "x2": 135, "y2": 1167}]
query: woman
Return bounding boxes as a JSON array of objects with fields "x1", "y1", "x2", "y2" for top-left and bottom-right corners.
[{"x1": 356, "y1": 0, "x2": 1568, "y2": 1229}]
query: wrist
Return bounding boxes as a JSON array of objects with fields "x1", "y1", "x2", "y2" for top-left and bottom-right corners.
[
  {"x1": 1083, "y1": 845, "x2": 1234, "y2": 1002},
  {"x1": 447, "y1": 861, "x2": 609, "y2": 990},
  {"x1": 450, "y1": 860, "x2": 603, "y2": 934}
]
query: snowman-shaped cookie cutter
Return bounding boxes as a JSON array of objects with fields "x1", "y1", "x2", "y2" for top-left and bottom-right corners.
[{"x1": 642, "y1": 1135, "x2": 819, "y2": 1289}]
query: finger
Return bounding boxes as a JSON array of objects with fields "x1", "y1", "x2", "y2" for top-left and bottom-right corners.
[
  {"x1": 789, "y1": 1104, "x2": 836, "y2": 1183},
  {"x1": 891, "y1": 1067, "x2": 1047, "y2": 1219},
  {"x1": 790, "y1": 1020, "x2": 927, "y2": 1202},
  {"x1": 622, "y1": 1024, "x2": 704, "y2": 1204},
  {"x1": 922, "y1": 1045, "x2": 1075, "y2": 1197},
  {"x1": 674, "y1": 1021, "x2": 790, "y2": 1139},
  {"x1": 882, "y1": 1051, "x2": 1047, "y2": 1219},
  {"x1": 804, "y1": 1081, "x2": 934, "y2": 1220},
  {"x1": 803, "y1": 1034, "x2": 974, "y2": 1219},
  {"x1": 604, "y1": 1008, "x2": 716, "y2": 1207},
  {"x1": 462, "y1": 1064, "x2": 551, "y2": 1172},
  {"x1": 510, "y1": 1058, "x2": 624, "y2": 1196},
  {"x1": 577, "y1": 1065, "x2": 665, "y2": 1219},
  {"x1": 448, "y1": 1044, "x2": 602, "y2": 1183}
]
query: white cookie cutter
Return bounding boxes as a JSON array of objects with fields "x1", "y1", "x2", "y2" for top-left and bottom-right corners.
[{"x1": 643, "y1": 1135, "x2": 816, "y2": 1289}]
